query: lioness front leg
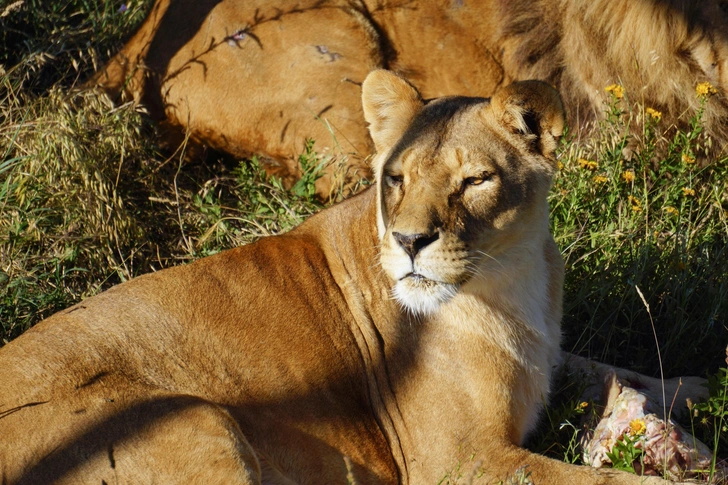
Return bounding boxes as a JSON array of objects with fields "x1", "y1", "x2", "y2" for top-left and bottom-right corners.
[{"x1": 476, "y1": 442, "x2": 690, "y2": 485}]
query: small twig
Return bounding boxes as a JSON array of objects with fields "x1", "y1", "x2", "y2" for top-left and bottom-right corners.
[
  {"x1": 343, "y1": 456, "x2": 357, "y2": 485},
  {"x1": 114, "y1": 148, "x2": 124, "y2": 189},
  {"x1": 0, "y1": 0, "x2": 24, "y2": 19},
  {"x1": 173, "y1": 134, "x2": 192, "y2": 255},
  {"x1": 667, "y1": 377, "x2": 682, "y2": 428},
  {"x1": 635, "y1": 284, "x2": 668, "y2": 474}
]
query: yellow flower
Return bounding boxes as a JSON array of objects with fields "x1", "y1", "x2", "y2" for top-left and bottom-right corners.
[
  {"x1": 629, "y1": 418, "x2": 647, "y2": 436},
  {"x1": 605, "y1": 84, "x2": 624, "y2": 99},
  {"x1": 621, "y1": 170, "x2": 635, "y2": 183},
  {"x1": 696, "y1": 81, "x2": 718, "y2": 98},
  {"x1": 645, "y1": 107, "x2": 662, "y2": 122},
  {"x1": 682, "y1": 187, "x2": 696, "y2": 197},
  {"x1": 593, "y1": 175, "x2": 608, "y2": 184},
  {"x1": 579, "y1": 401, "x2": 589, "y2": 409},
  {"x1": 627, "y1": 195, "x2": 642, "y2": 212},
  {"x1": 681, "y1": 153, "x2": 696, "y2": 165},
  {"x1": 557, "y1": 161, "x2": 565, "y2": 170},
  {"x1": 664, "y1": 206, "x2": 679, "y2": 216},
  {"x1": 578, "y1": 158, "x2": 599, "y2": 170}
]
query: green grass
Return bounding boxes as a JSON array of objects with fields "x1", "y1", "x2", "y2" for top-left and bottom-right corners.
[
  {"x1": 551, "y1": 94, "x2": 728, "y2": 377},
  {"x1": 0, "y1": 0, "x2": 725, "y2": 480},
  {"x1": 536, "y1": 92, "x2": 728, "y2": 478},
  {"x1": 1, "y1": 0, "x2": 155, "y2": 340},
  {"x1": 0, "y1": 0, "x2": 329, "y2": 344},
  {"x1": 0, "y1": 83, "x2": 325, "y2": 342},
  {"x1": 0, "y1": 0, "x2": 151, "y2": 93}
]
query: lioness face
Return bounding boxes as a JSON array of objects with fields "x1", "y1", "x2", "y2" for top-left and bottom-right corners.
[
  {"x1": 378, "y1": 100, "x2": 552, "y2": 314},
  {"x1": 362, "y1": 71, "x2": 565, "y2": 315}
]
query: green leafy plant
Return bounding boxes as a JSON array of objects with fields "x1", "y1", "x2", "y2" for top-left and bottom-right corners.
[
  {"x1": 690, "y1": 367, "x2": 728, "y2": 482},
  {"x1": 291, "y1": 138, "x2": 327, "y2": 200},
  {"x1": 605, "y1": 433, "x2": 644, "y2": 474}
]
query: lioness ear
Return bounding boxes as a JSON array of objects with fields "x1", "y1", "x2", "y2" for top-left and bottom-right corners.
[
  {"x1": 490, "y1": 80, "x2": 565, "y2": 159},
  {"x1": 362, "y1": 70, "x2": 424, "y2": 156}
]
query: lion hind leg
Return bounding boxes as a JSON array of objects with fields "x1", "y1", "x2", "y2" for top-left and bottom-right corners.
[
  {"x1": 13, "y1": 394, "x2": 262, "y2": 485},
  {"x1": 561, "y1": 351, "x2": 708, "y2": 416}
]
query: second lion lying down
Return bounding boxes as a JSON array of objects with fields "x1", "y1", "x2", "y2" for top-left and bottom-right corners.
[{"x1": 0, "y1": 71, "x2": 689, "y2": 484}]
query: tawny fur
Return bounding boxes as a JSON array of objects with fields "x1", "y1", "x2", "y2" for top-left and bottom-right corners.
[
  {"x1": 2, "y1": 71, "x2": 690, "y2": 484},
  {"x1": 93, "y1": 0, "x2": 728, "y2": 192}
]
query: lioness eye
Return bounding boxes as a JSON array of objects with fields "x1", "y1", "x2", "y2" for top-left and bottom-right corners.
[
  {"x1": 385, "y1": 174, "x2": 403, "y2": 188},
  {"x1": 463, "y1": 174, "x2": 492, "y2": 187}
]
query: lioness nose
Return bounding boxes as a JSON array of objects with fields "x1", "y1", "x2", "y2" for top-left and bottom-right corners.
[{"x1": 392, "y1": 231, "x2": 439, "y2": 260}]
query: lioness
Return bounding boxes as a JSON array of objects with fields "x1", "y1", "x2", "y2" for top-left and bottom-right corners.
[
  {"x1": 1, "y1": 71, "x2": 682, "y2": 484},
  {"x1": 95, "y1": 0, "x2": 728, "y2": 192}
]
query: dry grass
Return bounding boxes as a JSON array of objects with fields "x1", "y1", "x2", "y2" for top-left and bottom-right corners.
[{"x1": 0, "y1": 0, "x2": 327, "y2": 341}]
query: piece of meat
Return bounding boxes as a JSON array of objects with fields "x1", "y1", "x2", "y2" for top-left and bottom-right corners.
[{"x1": 583, "y1": 371, "x2": 720, "y2": 481}]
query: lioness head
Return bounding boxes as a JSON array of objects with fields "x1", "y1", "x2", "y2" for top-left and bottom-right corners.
[{"x1": 362, "y1": 70, "x2": 565, "y2": 315}]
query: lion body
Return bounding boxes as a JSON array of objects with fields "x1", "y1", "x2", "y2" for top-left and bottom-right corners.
[
  {"x1": 95, "y1": 0, "x2": 728, "y2": 191},
  {"x1": 0, "y1": 190, "x2": 399, "y2": 484},
  {"x1": 1, "y1": 72, "x2": 676, "y2": 484}
]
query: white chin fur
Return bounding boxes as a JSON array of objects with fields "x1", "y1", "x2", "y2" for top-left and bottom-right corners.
[{"x1": 393, "y1": 278, "x2": 458, "y2": 315}]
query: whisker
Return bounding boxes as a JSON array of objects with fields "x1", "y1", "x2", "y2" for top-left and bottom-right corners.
[{"x1": 473, "y1": 249, "x2": 506, "y2": 270}]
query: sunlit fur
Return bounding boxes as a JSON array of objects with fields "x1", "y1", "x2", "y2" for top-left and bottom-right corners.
[
  {"x1": 0, "y1": 70, "x2": 687, "y2": 485},
  {"x1": 360, "y1": 73, "x2": 572, "y2": 451},
  {"x1": 392, "y1": 277, "x2": 459, "y2": 316},
  {"x1": 95, "y1": 0, "x2": 728, "y2": 194},
  {"x1": 363, "y1": 73, "x2": 564, "y2": 318}
]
